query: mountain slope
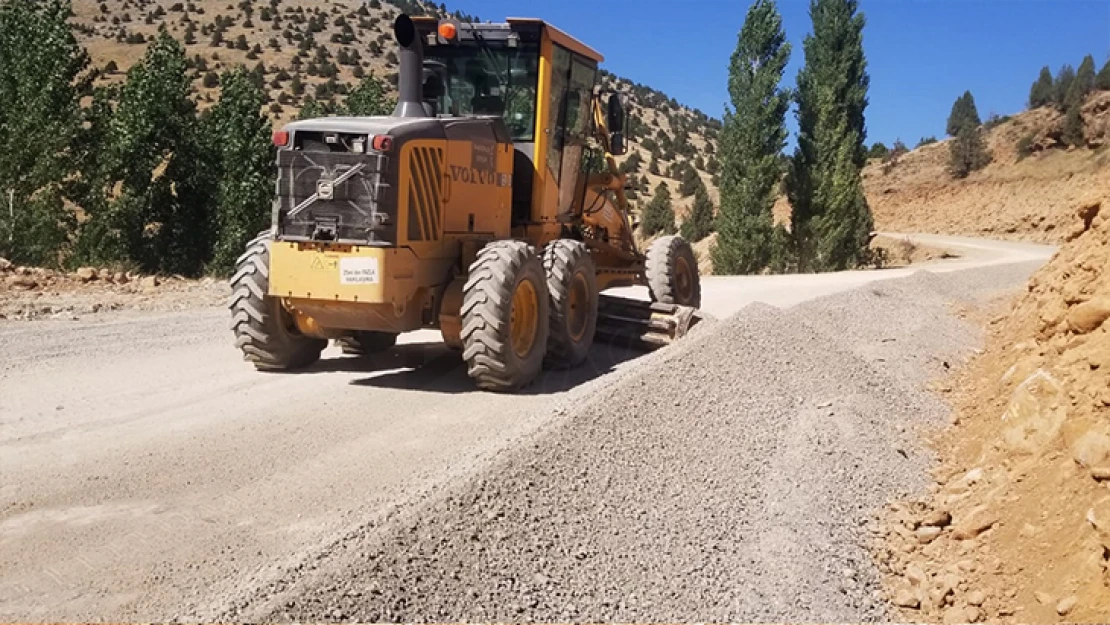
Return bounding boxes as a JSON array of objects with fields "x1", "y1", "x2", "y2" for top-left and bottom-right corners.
[{"x1": 69, "y1": 0, "x2": 721, "y2": 215}]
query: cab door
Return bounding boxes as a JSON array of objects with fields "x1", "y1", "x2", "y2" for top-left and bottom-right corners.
[{"x1": 544, "y1": 45, "x2": 597, "y2": 222}]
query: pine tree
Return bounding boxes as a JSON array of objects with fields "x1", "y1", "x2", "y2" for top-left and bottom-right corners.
[
  {"x1": 1097, "y1": 58, "x2": 1110, "y2": 90},
  {"x1": 680, "y1": 180, "x2": 714, "y2": 243},
  {"x1": 947, "y1": 124, "x2": 990, "y2": 179},
  {"x1": 713, "y1": 0, "x2": 791, "y2": 275},
  {"x1": 946, "y1": 91, "x2": 980, "y2": 137},
  {"x1": 640, "y1": 182, "x2": 675, "y2": 237},
  {"x1": 343, "y1": 73, "x2": 392, "y2": 116},
  {"x1": 0, "y1": 0, "x2": 89, "y2": 265},
  {"x1": 1054, "y1": 64, "x2": 1076, "y2": 108},
  {"x1": 1075, "y1": 54, "x2": 1097, "y2": 99},
  {"x1": 678, "y1": 163, "x2": 700, "y2": 197},
  {"x1": 786, "y1": 0, "x2": 873, "y2": 272},
  {"x1": 1028, "y1": 66, "x2": 1054, "y2": 108},
  {"x1": 206, "y1": 67, "x2": 274, "y2": 273},
  {"x1": 1061, "y1": 102, "x2": 1085, "y2": 148}
]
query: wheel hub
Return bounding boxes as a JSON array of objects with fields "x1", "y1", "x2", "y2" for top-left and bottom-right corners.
[{"x1": 510, "y1": 279, "x2": 539, "y2": 359}]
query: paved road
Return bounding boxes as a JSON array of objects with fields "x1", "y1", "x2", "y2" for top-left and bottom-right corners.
[{"x1": 0, "y1": 235, "x2": 1053, "y2": 621}]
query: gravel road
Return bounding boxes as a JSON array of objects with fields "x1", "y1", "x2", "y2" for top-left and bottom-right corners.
[{"x1": 0, "y1": 236, "x2": 1051, "y2": 622}]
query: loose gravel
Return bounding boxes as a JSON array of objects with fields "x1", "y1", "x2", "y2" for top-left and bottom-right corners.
[{"x1": 238, "y1": 263, "x2": 1038, "y2": 623}]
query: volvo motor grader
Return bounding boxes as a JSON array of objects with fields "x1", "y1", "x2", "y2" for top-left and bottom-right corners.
[{"x1": 229, "y1": 14, "x2": 703, "y2": 391}]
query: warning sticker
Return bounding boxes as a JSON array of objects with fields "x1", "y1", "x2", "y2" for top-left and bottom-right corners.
[{"x1": 339, "y1": 257, "x2": 380, "y2": 285}]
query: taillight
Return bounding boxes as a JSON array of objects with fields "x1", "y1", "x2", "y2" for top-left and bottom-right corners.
[
  {"x1": 371, "y1": 135, "x2": 393, "y2": 152},
  {"x1": 272, "y1": 130, "x2": 290, "y2": 147}
]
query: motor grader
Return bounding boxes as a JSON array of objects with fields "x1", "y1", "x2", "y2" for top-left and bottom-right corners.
[{"x1": 229, "y1": 14, "x2": 702, "y2": 391}]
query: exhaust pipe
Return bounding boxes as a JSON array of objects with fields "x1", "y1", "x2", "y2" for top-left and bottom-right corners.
[{"x1": 392, "y1": 15, "x2": 430, "y2": 118}]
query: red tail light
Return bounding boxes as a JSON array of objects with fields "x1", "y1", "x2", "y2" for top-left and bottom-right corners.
[
  {"x1": 372, "y1": 135, "x2": 393, "y2": 152},
  {"x1": 272, "y1": 130, "x2": 290, "y2": 147}
]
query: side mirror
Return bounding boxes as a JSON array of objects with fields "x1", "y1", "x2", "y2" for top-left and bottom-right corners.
[
  {"x1": 607, "y1": 93, "x2": 627, "y2": 156},
  {"x1": 606, "y1": 93, "x2": 624, "y2": 133}
]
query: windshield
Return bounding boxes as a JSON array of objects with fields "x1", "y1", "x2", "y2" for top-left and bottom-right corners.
[{"x1": 424, "y1": 42, "x2": 540, "y2": 142}]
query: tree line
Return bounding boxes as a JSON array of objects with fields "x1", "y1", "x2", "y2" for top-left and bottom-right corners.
[
  {"x1": 0, "y1": 0, "x2": 392, "y2": 275},
  {"x1": 640, "y1": 0, "x2": 873, "y2": 275}
]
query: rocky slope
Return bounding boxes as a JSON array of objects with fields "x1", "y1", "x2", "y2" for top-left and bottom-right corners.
[
  {"x1": 877, "y1": 193, "x2": 1110, "y2": 624},
  {"x1": 866, "y1": 91, "x2": 1110, "y2": 243}
]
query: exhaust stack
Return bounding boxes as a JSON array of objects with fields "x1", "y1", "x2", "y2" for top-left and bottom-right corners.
[{"x1": 392, "y1": 15, "x2": 431, "y2": 118}]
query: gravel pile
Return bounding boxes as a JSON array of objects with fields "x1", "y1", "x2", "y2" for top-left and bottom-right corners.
[{"x1": 245, "y1": 264, "x2": 1034, "y2": 623}]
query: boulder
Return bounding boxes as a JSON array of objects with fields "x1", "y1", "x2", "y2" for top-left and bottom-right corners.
[
  {"x1": 75, "y1": 267, "x2": 96, "y2": 282},
  {"x1": 0, "y1": 257, "x2": 11, "y2": 271},
  {"x1": 1067, "y1": 297, "x2": 1110, "y2": 334}
]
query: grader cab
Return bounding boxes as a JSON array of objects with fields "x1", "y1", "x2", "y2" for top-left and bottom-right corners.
[{"x1": 229, "y1": 14, "x2": 703, "y2": 391}]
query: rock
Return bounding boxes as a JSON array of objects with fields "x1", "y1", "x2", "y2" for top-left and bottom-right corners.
[
  {"x1": 140, "y1": 275, "x2": 160, "y2": 288},
  {"x1": 966, "y1": 590, "x2": 986, "y2": 606},
  {"x1": 1072, "y1": 430, "x2": 1110, "y2": 468},
  {"x1": 97, "y1": 268, "x2": 112, "y2": 280},
  {"x1": 6, "y1": 274, "x2": 37, "y2": 290},
  {"x1": 0, "y1": 257, "x2": 11, "y2": 271},
  {"x1": 942, "y1": 605, "x2": 980, "y2": 624},
  {"x1": 1034, "y1": 591, "x2": 1053, "y2": 605},
  {"x1": 1056, "y1": 595, "x2": 1077, "y2": 615},
  {"x1": 1067, "y1": 298, "x2": 1110, "y2": 334},
  {"x1": 905, "y1": 563, "x2": 927, "y2": 586},
  {"x1": 1001, "y1": 369, "x2": 1067, "y2": 455},
  {"x1": 916, "y1": 525, "x2": 943, "y2": 543},
  {"x1": 113, "y1": 272, "x2": 127, "y2": 285},
  {"x1": 75, "y1": 266, "x2": 97, "y2": 282},
  {"x1": 893, "y1": 587, "x2": 920, "y2": 609},
  {"x1": 1090, "y1": 466, "x2": 1110, "y2": 480},
  {"x1": 952, "y1": 510, "x2": 999, "y2": 540},
  {"x1": 923, "y1": 509, "x2": 952, "y2": 527}
]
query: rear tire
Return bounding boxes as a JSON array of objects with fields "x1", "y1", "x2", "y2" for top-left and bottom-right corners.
[
  {"x1": 337, "y1": 331, "x2": 398, "y2": 356},
  {"x1": 646, "y1": 235, "x2": 701, "y2": 308},
  {"x1": 461, "y1": 241, "x2": 549, "y2": 392},
  {"x1": 542, "y1": 239, "x2": 597, "y2": 369},
  {"x1": 229, "y1": 233, "x2": 326, "y2": 371}
]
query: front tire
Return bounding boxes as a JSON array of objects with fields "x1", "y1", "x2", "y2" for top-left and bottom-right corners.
[
  {"x1": 461, "y1": 241, "x2": 549, "y2": 392},
  {"x1": 229, "y1": 234, "x2": 326, "y2": 371},
  {"x1": 646, "y1": 235, "x2": 702, "y2": 308},
  {"x1": 542, "y1": 239, "x2": 597, "y2": 369}
]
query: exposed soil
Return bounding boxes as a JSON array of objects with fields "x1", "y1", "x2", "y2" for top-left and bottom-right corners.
[
  {"x1": 878, "y1": 194, "x2": 1110, "y2": 624},
  {"x1": 0, "y1": 261, "x2": 228, "y2": 322},
  {"x1": 866, "y1": 92, "x2": 1110, "y2": 245}
]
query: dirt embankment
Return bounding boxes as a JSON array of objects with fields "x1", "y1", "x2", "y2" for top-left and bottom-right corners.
[
  {"x1": 878, "y1": 194, "x2": 1110, "y2": 624},
  {"x1": 0, "y1": 260, "x2": 228, "y2": 321},
  {"x1": 867, "y1": 92, "x2": 1110, "y2": 244}
]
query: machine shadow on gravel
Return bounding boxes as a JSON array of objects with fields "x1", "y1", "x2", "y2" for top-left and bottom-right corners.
[{"x1": 343, "y1": 339, "x2": 646, "y2": 395}]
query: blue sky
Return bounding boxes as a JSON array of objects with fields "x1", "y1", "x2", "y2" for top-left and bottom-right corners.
[{"x1": 446, "y1": 0, "x2": 1110, "y2": 148}]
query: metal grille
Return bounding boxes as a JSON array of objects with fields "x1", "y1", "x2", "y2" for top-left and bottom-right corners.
[
  {"x1": 276, "y1": 150, "x2": 393, "y2": 244},
  {"x1": 406, "y1": 147, "x2": 444, "y2": 242}
]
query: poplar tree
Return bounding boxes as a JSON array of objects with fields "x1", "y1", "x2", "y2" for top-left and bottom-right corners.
[
  {"x1": 207, "y1": 67, "x2": 275, "y2": 272},
  {"x1": 712, "y1": 0, "x2": 791, "y2": 275},
  {"x1": 786, "y1": 0, "x2": 872, "y2": 272},
  {"x1": 0, "y1": 0, "x2": 89, "y2": 265},
  {"x1": 680, "y1": 178, "x2": 714, "y2": 243}
]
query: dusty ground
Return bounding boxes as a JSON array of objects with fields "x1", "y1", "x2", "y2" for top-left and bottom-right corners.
[
  {"x1": 0, "y1": 237, "x2": 1048, "y2": 622},
  {"x1": 878, "y1": 195, "x2": 1110, "y2": 624}
]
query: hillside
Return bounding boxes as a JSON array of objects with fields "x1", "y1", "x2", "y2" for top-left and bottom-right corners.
[
  {"x1": 68, "y1": 0, "x2": 721, "y2": 214},
  {"x1": 865, "y1": 91, "x2": 1110, "y2": 243}
]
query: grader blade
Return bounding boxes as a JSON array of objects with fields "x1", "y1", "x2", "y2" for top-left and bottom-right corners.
[{"x1": 595, "y1": 294, "x2": 704, "y2": 351}]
